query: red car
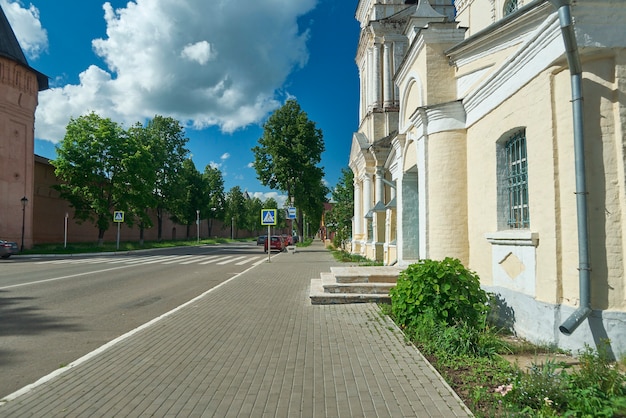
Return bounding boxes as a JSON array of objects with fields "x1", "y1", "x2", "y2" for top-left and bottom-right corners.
[
  {"x1": 264, "y1": 235, "x2": 285, "y2": 253},
  {"x1": 281, "y1": 235, "x2": 293, "y2": 246}
]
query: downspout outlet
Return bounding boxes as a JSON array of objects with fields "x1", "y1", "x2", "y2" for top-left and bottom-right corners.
[{"x1": 559, "y1": 306, "x2": 592, "y2": 336}]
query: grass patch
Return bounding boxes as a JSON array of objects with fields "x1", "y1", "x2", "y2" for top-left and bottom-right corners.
[
  {"x1": 329, "y1": 247, "x2": 383, "y2": 265},
  {"x1": 22, "y1": 238, "x2": 243, "y2": 255},
  {"x1": 380, "y1": 301, "x2": 626, "y2": 417}
]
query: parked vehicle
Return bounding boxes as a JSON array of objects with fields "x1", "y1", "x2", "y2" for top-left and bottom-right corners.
[
  {"x1": 256, "y1": 235, "x2": 267, "y2": 246},
  {"x1": 281, "y1": 235, "x2": 293, "y2": 246},
  {"x1": 264, "y1": 235, "x2": 285, "y2": 253},
  {"x1": 0, "y1": 239, "x2": 19, "y2": 258}
]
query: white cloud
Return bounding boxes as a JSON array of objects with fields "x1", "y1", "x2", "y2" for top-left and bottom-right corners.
[
  {"x1": 1, "y1": 0, "x2": 48, "y2": 59},
  {"x1": 180, "y1": 40, "x2": 215, "y2": 65},
  {"x1": 10, "y1": 0, "x2": 316, "y2": 142},
  {"x1": 250, "y1": 191, "x2": 287, "y2": 208},
  {"x1": 220, "y1": 152, "x2": 230, "y2": 161}
]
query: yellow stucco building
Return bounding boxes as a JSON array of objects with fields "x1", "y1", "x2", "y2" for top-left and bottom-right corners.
[{"x1": 350, "y1": 0, "x2": 626, "y2": 356}]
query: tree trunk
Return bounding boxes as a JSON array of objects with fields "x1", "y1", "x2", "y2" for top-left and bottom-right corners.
[
  {"x1": 157, "y1": 207, "x2": 163, "y2": 241},
  {"x1": 98, "y1": 228, "x2": 105, "y2": 246},
  {"x1": 139, "y1": 223, "x2": 145, "y2": 246}
]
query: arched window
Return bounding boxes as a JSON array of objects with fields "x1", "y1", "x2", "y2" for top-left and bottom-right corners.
[
  {"x1": 497, "y1": 129, "x2": 530, "y2": 229},
  {"x1": 503, "y1": 0, "x2": 519, "y2": 16}
]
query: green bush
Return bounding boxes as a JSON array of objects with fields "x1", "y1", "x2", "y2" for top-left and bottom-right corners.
[{"x1": 389, "y1": 257, "x2": 489, "y2": 330}]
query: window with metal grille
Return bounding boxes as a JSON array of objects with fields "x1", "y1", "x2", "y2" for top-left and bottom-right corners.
[
  {"x1": 504, "y1": 0, "x2": 518, "y2": 16},
  {"x1": 505, "y1": 130, "x2": 529, "y2": 228}
]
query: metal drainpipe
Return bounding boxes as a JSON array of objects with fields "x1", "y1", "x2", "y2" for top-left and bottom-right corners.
[{"x1": 549, "y1": 0, "x2": 592, "y2": 335}]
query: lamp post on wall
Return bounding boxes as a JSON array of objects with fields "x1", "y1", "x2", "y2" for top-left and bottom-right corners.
[{"x1": 20, "y1": 196, "x2": 28, "y2": 251}]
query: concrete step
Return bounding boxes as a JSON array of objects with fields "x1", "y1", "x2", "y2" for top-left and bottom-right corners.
[
  {"x1": 320, "y1": 272, "x2": 394, "y2": 294},
  {"x1": 330, "y1": 266, "x2": 402, "y2": 284},
  {"x1": 309, "y1": 279, "x2": 391, "y2": 305}
]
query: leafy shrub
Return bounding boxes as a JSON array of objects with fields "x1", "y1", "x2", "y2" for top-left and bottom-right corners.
[{"x1": 389, "y1": 257, "x2": 489, "y2": 330}]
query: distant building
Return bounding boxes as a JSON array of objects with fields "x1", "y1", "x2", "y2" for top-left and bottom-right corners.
[
  {"x1": 350, "y1": 0, "x2": 626, "y2": 356},
  {"x1": 0, "y1": 4, "x2": 48, "y2": 248}
]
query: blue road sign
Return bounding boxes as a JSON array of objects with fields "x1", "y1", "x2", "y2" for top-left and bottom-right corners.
[{"x1": 261, "y1": 209, "x2": 277, "y2": 226}]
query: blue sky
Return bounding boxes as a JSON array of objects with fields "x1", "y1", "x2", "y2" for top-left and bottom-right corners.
[{"x1": 3, "y1": 0, "x2": 360, "y2": 205}]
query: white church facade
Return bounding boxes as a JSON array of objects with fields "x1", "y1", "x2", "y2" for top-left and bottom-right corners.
[{"x1": 349, "y1": 0, "x2": 626, "y2": 356}]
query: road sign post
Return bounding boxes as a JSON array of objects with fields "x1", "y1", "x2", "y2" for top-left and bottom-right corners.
[
  {"x1": 261, "y1": 209, "x2": 277, "y2": 263},
  {"x1": 113, "y1": 211, "x2": 124, "y2": 250}
]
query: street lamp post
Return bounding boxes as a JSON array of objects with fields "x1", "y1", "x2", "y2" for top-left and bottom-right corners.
[
  {"x1": 209, "y1": 207, "x2": 216, "y2": 237},
  {"x1": 196, "y1": 209, "x2": 200, "y2": 244},
  {"x1": 20, "y1": 196, "x2": 28, "y2": 251},
  {"x1": 231, "y1": 217, "x2": 235, "y2": 240}
]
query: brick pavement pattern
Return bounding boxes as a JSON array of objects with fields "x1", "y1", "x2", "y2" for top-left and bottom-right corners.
[{"x1": 0, "y1": 241, "x2": 473, "y2": 417}]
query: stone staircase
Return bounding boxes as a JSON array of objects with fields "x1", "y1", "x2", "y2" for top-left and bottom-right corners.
[{"x1": 309, "y1": 265, "x2": 402, "y2": 304}]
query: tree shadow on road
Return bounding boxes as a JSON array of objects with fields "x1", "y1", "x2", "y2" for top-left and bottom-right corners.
[{"x1": 0, "y1": 290, "x2": 84, "y2": 338}]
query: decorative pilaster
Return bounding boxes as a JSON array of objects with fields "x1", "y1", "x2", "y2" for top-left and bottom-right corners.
[
  {"x1": 383, "y1": 43, "x2": 393, "y2": 108},
  {"x1": 372, "y1": 42, "x2": 381, "y2": 108}
]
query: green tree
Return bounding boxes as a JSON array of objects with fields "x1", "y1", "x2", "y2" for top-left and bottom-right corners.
[
  {"x1": 144, "y1": 115, "x2": 190, "y2": 240},
  {"x1": 252, "y1": 99, "x2": 326, "y2": 237},
  {"x1": 225, "y1": 186, "x2": 246, "y2": 239},
  {"x1": 170, "y1": 159, "x2": 205, "y2": 239},
  {"x1": 243, "y1": 196, "x2": 264, "y2": 235},
  {"x1": 327, "y1": 168, "x2": 354, "y2": 248},
  {"x1": 125, "y1": 122, "x2": 158, "y2": 244},
  {"x1": 52, "y1": 112, "x2": 130, "y2": 245},
  {"x1": 203, "y1": 165, "x2": 226, "y2": 237}
]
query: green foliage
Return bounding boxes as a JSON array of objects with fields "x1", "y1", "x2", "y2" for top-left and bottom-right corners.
[
  {"x1": 330, "y1": 248, "x2": 383, "y2": 265},
  {"x1": 142, "y1": 115, "x2": 190, "y2": 240},
  {"x1": 504, "y1": 359, "x2": 569, "y2": 413},
  {"x1": 252, "y1": 99, "x2": 327, "y2": 237},
  {"x1": 500, "y1": 346, "x2": 626, "y2": 417},
  {"x1": 53, "y1": 112, "x2": 130, "y2": 242},
  {"x1": 203, "y1": 165, "x2": 226, "y2": 236},
  {"x1": 389, "y1": 257, "x2": 489, "y2": 329},
  {"x1": 326, "y1": 168, "x2": 354, "y2": 249},
  {"x1": 224, "y1": 186, "x2": 247, "y2": 238},
  {"x1": 389, "y1": 300, "x2": 626, "y2": 417},
  {"x1": 562, "y1": 345, "x2": 626, "y2": 417}
]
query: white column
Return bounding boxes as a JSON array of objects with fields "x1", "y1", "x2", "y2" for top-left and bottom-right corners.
[
  {"x1": 383, "y1": 42, "x2": 393, "y2": 108},
  {"x1": 367, "y1": 48, "x2": 373, "y2": 110},
  {"x1": 375, "y1": 166, "x2": 384, "y2": 204},
  {"x1": 363, "y1": 174, "x2": 373, "y2": 215},
  {"x1": 353, "y1": 179, "x2": 362, "y2": 237},
  {"x1": 393, "y1": 42, "x2": 405, "y2": 107},
  {"x1": 363, "y1": 174, "x2": 373, "y2": 244},
  {"x1": 372, "y1": 43, "x2": 381, "y2": 108}
]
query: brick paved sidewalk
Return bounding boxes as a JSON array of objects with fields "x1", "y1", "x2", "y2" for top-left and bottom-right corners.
[{"x1": 0, "y1": 240, "x2": 472, "y2": 417}]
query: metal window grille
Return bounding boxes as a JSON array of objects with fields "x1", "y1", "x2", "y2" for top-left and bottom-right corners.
[
  {"x1": 504, "y1": 0, "x2": 518, "y2": 16},
  {"x1": 505, "y1": 131, "x2": 529, "y2": 228}
]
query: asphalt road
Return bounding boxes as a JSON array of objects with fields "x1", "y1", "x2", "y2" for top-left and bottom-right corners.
[{"x1": 0, "y1": 242, "x2": 269, "y2": 398}]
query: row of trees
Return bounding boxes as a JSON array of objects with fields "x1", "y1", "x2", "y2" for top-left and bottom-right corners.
[
  {"x1": 52, "y1": 99, "x2": 333, "y2": 245},
  {"x1": 52, "y1": 113, "x2": 281, "y2": 244}
]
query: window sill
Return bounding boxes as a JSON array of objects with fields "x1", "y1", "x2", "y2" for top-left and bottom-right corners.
[{"x1": 485, "y1": 230, "x2": 538, "y2": 247}]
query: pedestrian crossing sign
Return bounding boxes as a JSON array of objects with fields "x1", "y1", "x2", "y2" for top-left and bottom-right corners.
[
  {"x1": 113, "y1": 211, "x2": 124, "y2": 222},
  {"x1": 261, "y1": 209, "x2": 277, "y2": 226}
]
